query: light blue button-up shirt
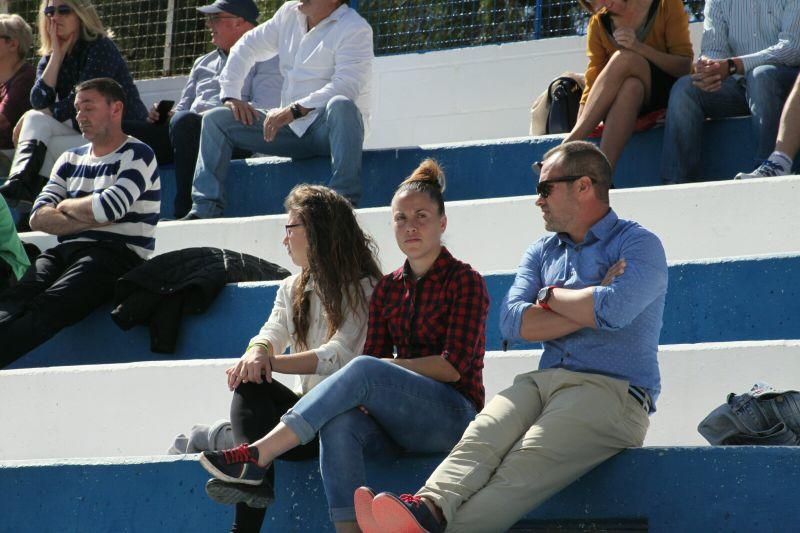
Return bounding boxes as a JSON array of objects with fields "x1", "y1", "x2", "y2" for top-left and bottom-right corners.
[
  {"x1": 500, "y1": 209, "x2": 668, "y2": 409},
  {"x1": 702, "y1": 0, "x2": 800, "y2": 72},
  {"x1": 175, "y1": 49, "x2": 282, "y2": 114}
]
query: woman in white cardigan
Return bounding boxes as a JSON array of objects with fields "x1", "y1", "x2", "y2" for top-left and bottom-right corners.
[{"x1": 205, "y1": 184, "x2": 382, "y2": 533}]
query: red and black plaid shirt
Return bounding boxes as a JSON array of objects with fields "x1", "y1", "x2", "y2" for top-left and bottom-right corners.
[{"x1": 364, "y1": 247, "x2": 490, "y2": 410}]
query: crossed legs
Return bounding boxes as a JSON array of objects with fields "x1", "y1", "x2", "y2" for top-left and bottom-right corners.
[{"x1": 564, "y1": 50, "x2": 652, "y2": 169}]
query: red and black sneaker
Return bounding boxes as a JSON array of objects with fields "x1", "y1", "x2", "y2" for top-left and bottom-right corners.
[
  {"x1": 372, "y1": 492, "x2": 444, "y2": 533},
  {"x1": 199, "y1": 444, "x2": 267, "y2": 486}
]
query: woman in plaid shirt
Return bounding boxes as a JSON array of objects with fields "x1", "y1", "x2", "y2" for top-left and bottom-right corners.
[{"x1": 200, "y1": 159, "x2": 490, "y2": 533}]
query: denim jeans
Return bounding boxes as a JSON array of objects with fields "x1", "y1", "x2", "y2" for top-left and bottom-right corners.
[
  {"x1": 189, "y1": 95, "x2": 364, "y2": 218},
  {"x1": 661, "y1": 64, "x2": 799, "y2": 183},
  {"x1": 168, "y1": 111, "x2": 251, "y2": 219},
  {"x1": 280, "y1": 355, "x2": 477, "y2": 523}
]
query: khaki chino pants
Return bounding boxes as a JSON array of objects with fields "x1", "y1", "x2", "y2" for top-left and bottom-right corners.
[{"x1": 417, "y1": 368, "x2": 650, "y2": 533}]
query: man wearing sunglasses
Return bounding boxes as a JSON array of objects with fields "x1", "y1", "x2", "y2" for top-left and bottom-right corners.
[{"x1": 359, "y1": 141, "x2": 668, "y2": 533}]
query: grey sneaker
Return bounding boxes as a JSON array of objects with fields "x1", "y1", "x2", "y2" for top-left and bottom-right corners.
[
  {"x1": 205, "y1": 478, "x2": 275, "y2": 509},
  {"x1": 735, "y1": 160, "x2": 788, "y2": 180}
]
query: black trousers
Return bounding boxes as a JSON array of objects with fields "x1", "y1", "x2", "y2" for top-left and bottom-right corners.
[
  {"x1": 0, "y1": 241, "x2": 142, "y2": 368},
  {"x1": 230, "y1": 379, "x2": 320, "y2": 533}
]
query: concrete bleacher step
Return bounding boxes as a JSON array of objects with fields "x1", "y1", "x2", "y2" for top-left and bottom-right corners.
[
  {"x1": 3, "y1": 340, "x2": 799, "y2": 461},
  {"x1": 2, "y1": 446, "x2": 798, "y2": 532},
  {"x1": 151, "y1": 116, "x2": 757, "y2": 219},
  {"x1": 23, "y1": 175, "x2": 800, "y2": 275},
  {"x1": 11, "y1": 253, "x2": 800, "y2": 369}
]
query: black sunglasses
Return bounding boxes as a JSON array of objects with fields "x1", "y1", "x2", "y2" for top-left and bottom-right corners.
[
  {"x1": 44, "y1": 4, "x2": 73, "y2": 17},
  {"x1": 536, "y1": 175, "x2": 594, "y2": 198},
  {"x1": 532, "y1": 160, "x2": 597, "y2": 198}
]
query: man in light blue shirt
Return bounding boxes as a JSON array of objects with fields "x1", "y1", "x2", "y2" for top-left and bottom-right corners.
[
  {"x1": 140, "y1": 0, "x2": 281, "y2": 218},
  {"x1": 661, "y1": 0, "x2": 800, "y2": 183},
  {"x1": 357, "y1": 142, "x2": 668, "y2": 533}
]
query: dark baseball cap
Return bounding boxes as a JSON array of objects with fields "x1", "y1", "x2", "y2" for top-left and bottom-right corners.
[{"x1": 197, "y1": 0, "x2": 259, "y2": 25}]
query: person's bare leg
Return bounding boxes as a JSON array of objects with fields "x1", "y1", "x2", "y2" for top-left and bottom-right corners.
[
  {"x1": 736, "y1": 74, "x2": 800, "y2": 178},
  {"x1": 775, "y1": 75, "x2": 800, "y2": 158},
  {"x1": 564, "y1": 50, "x2": 651, "y2": 142},
  {"x1": 249, "y1": 422, "x2": 301, "y2": 466},
  {"x1": 599, "y1": 77, "x2": 646, "y2": 169}
]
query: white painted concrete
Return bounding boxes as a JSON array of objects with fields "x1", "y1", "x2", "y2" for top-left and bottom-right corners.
[
  {"x1": 2, "y1": 340, "x2": 798, "y2": 460},
  {"x1": 20, "y1": 175, "x2": 800, "y2": 275},
  {"x1": 135, "y1": 24, "x2": 703, "y2": 149}
]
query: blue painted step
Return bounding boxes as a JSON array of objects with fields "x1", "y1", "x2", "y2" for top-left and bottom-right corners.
[
  {"x1": 12, "y1": 254, "x2": 800, "y2": 369},
  {"x1": 2, "y1": 447, "x2": 798, "y2": 532},
  {"x1": 157, "y1": 117, "x2": 756, "y2": 218}
]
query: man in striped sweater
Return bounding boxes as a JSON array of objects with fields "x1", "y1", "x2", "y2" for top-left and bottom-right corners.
[{"x1": 0, "y1": 78, "x2": 160, "y2": 368}]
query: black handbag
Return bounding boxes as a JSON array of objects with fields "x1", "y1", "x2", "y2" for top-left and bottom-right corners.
[{"x1": 546, "y1": 76, "x2": 582, "y2": 134}]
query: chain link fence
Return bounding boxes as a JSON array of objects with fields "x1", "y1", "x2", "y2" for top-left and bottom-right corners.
[{"x1": 5, "y1": 0, "x2": 706, "y2": 80}]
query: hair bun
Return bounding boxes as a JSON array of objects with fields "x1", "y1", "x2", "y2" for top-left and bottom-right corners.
[{"x1": 405, "y1": 158, "x2": 446, "y2": 193}]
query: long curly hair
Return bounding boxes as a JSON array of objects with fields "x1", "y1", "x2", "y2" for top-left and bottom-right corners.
[{"x1": 285, "y1": 185, "x2": 382, "y2": 350}]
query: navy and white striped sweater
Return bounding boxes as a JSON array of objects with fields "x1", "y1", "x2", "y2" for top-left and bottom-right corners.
[{"x1": 32, "y1": 137, "x2": 160, "y2": 258}]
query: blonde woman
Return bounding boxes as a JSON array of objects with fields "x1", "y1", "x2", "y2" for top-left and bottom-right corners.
[{"x1": 0, "y1": 0, "x2": 146, "y2": 214}]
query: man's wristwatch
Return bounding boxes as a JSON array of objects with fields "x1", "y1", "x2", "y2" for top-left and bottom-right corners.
[
  {"x1": 537, "y1": 285, "x2": 556, "y2": 311},
  {"x1": 727, "y1": 58, "x2": 737, "y2": 76},
  {"x1": 290, "y1": 103, "x2": 304, "y2": 120}
]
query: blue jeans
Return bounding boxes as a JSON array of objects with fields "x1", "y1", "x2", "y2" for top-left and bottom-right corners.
[
  {"x1": 661, "y1": 64, "x2": 799, "y2": 183},
  {"x1": 169, "y1": 111, "x2": 251, "y2": 219},
  {"x1": 280, "y1": 355, "x2": 477, "y2": 523},
  {"x1": 189, "y1": 95, "x2": 364, "y2": 218}
]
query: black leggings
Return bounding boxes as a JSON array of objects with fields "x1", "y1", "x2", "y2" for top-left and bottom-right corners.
[{"x1": 229, "y1": 379, "x2": 319, "y2": 533}]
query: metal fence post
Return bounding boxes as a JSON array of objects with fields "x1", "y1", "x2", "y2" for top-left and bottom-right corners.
[
  {"x1": 534, "y1": 0, "x2": 542, "y2": 40},
  {"x1": 163, "y1": 0, "x2": 175, "y2": 76}
]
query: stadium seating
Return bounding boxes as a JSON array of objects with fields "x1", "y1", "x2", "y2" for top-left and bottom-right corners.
[{"x1": 3, "y1": 18, "x2": 800, "y2": 533}]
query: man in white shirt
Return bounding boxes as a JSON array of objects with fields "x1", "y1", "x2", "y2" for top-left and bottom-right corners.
[
  {"x1": 183, "y1": 0, "x2": 373, "y2": 220},
  {"x1": 132, "y1": 0, "x2": 282, "y2": 219}
]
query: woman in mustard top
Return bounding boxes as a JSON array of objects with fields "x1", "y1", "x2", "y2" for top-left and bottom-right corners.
[{"x1": 564, "y1": 0, "x2": 693, "y2": 169}]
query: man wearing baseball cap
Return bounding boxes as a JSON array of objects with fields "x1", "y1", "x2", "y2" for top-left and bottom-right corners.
[
  {"x1": 135, "y1": 0, "x2": 282, "y2": 219},
  {"x1": 183, "y1": 0, "x2": 373, "y2": 220}
]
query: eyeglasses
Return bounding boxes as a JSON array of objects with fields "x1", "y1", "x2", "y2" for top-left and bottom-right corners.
[
  {"x1": 206, "y1": 14, "x2": 238, "y2": 24},
  {"x1": 285, "y1": 223, "x2": 304, "y2": 235},
  {"x1": 44, "y1": 4, "x2": 73, "y2": 17}
]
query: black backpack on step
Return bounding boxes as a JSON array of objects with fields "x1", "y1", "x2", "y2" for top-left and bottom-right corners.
[{"x1": 546, "y1": 77, "x2": 582, "y2": 134}]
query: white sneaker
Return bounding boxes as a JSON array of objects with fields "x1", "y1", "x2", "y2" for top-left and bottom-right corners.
[{"x1": 735, "y1": 160, "x2": 789, "y2": 180}]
